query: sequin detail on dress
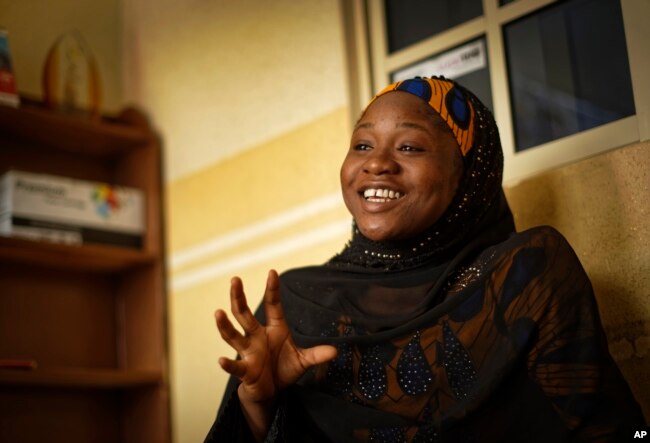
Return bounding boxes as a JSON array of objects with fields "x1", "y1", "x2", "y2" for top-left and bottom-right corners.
[
  {"x1": 397, "y1": 331, "x2": 433, "y2": 396},
  {"x1": 327, "y1": 341, "x2": 353, "y2": 395},
  {"x1": 358, "y1": 344, "x2": 388, "y2": 400},
  {"x1": 411, "y1": 403, "x2": 438, "y2": 442},
  {"x1": 369, "y1": 426, "x2": 406, "y2": 442},
  {"x1": 442, "y1": 321, "x2": 477, "y2": 400},
  {"x1": 411, "y1": 424, "x2": 439, "y2": 443},
  {"x1": 322, "y1": 324, "x2": 354, "y2": 396}
]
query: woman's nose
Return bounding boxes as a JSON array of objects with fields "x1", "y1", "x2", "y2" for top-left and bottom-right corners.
[{"x1": 363, "y1": 149, "x2": 399, "y2": 175}]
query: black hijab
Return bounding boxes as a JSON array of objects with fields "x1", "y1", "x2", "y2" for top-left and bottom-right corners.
[{"x1": 282, "y1": 76, "x2": 515, "y2": 346}]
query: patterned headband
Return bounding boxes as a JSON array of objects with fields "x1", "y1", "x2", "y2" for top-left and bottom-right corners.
[{"x1": 371, "y1": 77, "x2": 476, "y2": 156}]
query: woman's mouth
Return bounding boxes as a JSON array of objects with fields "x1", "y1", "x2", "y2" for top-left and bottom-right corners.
[{"x1": 362, "y1": 188, "x2": 403, "y2": 203}]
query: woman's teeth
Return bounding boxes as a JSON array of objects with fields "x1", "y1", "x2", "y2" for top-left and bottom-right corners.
[{"x1": 363, "y1": 188, "x2": 402, "y2": 202}]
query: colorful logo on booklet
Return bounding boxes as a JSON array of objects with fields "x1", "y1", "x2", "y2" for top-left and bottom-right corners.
[{"x1": 92, "y1": 184, "x2": 121, "y2": 218}]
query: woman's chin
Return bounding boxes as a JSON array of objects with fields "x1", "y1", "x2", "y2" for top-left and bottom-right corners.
[
  {"x1": 357, "y1": 225, "x2": 404, "y2": 242},
  {"x1": 356, "y1": 225, "x2": 385, "y2": 242}
]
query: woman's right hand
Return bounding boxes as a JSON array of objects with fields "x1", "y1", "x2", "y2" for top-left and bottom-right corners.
[{"x1": 214, "y1": 269, "x2": 337, "y2": 439}]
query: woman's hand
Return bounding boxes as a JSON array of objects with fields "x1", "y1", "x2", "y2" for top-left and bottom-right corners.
[{"x1": 214, "y1": 269, "x2": 337, "y2": 440}]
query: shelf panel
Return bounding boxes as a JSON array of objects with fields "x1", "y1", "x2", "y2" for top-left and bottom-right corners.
[
  {"x1": 0, "y1": 102, "x2": 151, "y2": 156},
  {"x1": 0, "y1": 236, "x2": 157, "y2": 272},
  {"x1": 0, "y1": 367, "x2": 163, "y2": 389}
]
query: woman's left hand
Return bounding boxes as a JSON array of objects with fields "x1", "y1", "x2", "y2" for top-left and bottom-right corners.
[{"x1": 214, "y1": 269, "x2": 337, "y2": 440}]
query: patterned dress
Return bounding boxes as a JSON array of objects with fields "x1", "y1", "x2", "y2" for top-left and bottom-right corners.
[{"x1": 207, "y1": 227, "x2": 644, "y2": 442}]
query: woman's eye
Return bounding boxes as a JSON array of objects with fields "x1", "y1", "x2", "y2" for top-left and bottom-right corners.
[
  {"x1": 399, "y1": 145, "x2": 422, "y2": 152},
  {"x1": 354, "y1": 144, "x2": 372, "y2": 151}
]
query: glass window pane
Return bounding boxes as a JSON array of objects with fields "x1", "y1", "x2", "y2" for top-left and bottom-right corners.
[
  {"x1": 504, "y1": 0, "x2": 635, "y2": 151},
  {"x1": 391, "y1": 37, "x2": 493, "y2": 112},
  {"x1": 385, "y1": 0, "x2": 483, "y2": 53}
]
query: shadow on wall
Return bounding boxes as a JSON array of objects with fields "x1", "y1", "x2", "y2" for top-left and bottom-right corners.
[{"x1": 504, "y1": 140, "x2": 650, "y2": 420}]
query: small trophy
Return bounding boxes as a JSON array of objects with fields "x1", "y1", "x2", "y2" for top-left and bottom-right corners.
[{"x1": 42, "y1": 30, "x2": 102, "y2": 115}]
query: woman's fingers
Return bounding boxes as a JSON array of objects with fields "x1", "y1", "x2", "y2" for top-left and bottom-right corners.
[
  {"x1": 263, "y1": 270, "x2": 285, "y2": 325},
  {"x1": 230, "y1": 277, "x2": 260, "y2": 334},
  {"x1": 218, "y1": 356, "x2": 247, "y2": 379},
  {"x1": 214, "y1": 309, "x2": 249, "y2": 352},
  {"x1": 299, "y1": 344, "x2": 338, "y2": 368}
]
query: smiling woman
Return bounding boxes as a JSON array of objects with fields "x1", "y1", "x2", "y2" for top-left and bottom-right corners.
[{"x1": 205, "y1": 77, "x2": 644, "y2": 442}]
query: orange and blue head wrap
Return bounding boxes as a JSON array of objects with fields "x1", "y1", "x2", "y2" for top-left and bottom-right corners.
[{"x1": 370, "y1": 76, "x2": 476, "y2": 156}]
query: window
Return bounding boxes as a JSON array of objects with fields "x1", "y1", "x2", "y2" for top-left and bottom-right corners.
[
  {"x1": 504, "y1": 0, "x2": 635, "y2": 151},
  {"x1": 343, "y1": 0, "x2": 649, "y2": 183},
  {"x1": 385, "y1": 0, "x2": 483, "y2": 53}
]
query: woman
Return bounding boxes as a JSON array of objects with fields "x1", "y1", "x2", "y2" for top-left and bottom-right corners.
[{"x1": 205, "y1": 77, "x2": 644, "y2": 442}]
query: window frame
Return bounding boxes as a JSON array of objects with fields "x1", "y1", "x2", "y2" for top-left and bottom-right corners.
[{"x1": 342, "y1": 0, "x2": 650, "y2": 184}]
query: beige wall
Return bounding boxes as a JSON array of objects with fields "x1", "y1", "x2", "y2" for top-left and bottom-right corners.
[
  {"x1": 121, "y1": 0, "x2": 348, "y2": 183},
  {"x1": 120, "y1": 1, "x2": 352, "y2": 441},
  {"x1": 505, "y1": 140, "x2": 650, "y2": 418},
  {"x1": 166, "y1": 108, "x2": 352, "y2": 442},
  {"x1": 0, "y1": 0, "x2": 123, "y2": 112}
]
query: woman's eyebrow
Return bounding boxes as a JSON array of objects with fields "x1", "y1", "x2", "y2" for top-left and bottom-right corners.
[
  {"x1": 398, "y1": 121, "x2": 431, "y2": 133},
  {"x1": 353, "y1": 121, "x2": 436, "y2": 136},
  {"x1": 354, "y1": 122, "x2": 432, "y2": 132},
  {"x1": 353, "y1": 122, "x2": 373, "y2": 132}
]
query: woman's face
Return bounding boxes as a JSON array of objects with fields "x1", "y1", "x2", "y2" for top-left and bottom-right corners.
[{"x1": 340, "y1": 92, "x2": 463, "y2": 242}]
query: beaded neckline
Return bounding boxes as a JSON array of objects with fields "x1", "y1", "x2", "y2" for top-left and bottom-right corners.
[{"x1": 329, "y1": 223, "x2": 453, "y2": 271}]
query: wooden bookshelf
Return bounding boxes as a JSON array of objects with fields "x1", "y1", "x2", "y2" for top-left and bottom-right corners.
[{"x1": 0, "y1": 102, "x2": 170, "y2": 443}]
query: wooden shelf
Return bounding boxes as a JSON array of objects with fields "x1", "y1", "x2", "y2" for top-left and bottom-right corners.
[
  {"x1": 0, "y1": 367, "x2": 163, "y2": 389},
  {"x1": 0, "y1": 102, "x2": 150, "y2": 156},
  {"x1": 0, "y1": 236, "x2": 156, "y2": 272}
]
